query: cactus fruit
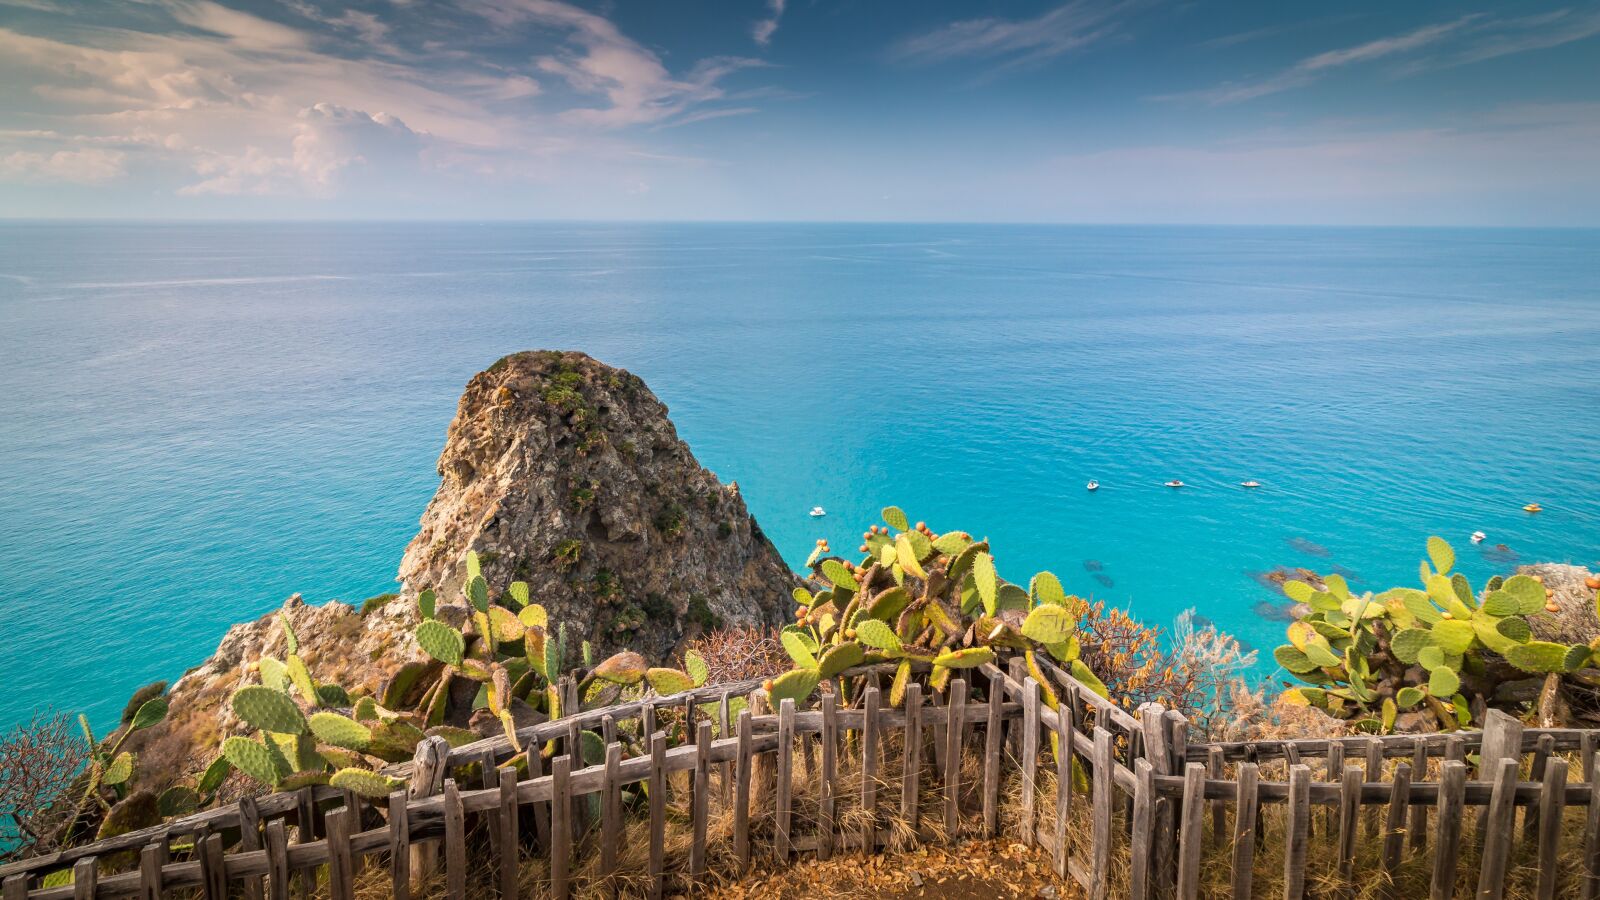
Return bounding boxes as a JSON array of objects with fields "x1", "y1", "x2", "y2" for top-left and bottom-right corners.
[{"x1": 231, "y1": 686, "x2": 308, "y2": 736}]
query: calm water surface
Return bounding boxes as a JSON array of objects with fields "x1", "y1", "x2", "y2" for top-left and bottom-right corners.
[{"x1": 2, "y1": 222, "x2": 1598, "y2": 730}]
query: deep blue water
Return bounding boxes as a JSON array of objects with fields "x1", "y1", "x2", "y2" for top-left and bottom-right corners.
[{"x1": 2, "y1": 222, "x2": 1598, "y2": 732}]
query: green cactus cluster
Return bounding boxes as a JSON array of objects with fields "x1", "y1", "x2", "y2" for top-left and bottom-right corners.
[
  {"x1": 768, "y1": 507, "x2": 1108, "y2": 735},
  {"x1": 1276, "y1": 536, "x2": 1600, "y2": 731}
]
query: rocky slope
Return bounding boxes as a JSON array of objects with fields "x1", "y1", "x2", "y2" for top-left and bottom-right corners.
[
  {"x1": 393, "y1": 350, "x2": 795, "y2": 658},
  {"x1": 131, "y1": 350, "x2": 796, "y2": 786}
]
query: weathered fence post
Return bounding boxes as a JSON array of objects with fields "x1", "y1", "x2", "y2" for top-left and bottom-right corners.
[
  {"x1": 984, "y1": 674, "x2": 1003, "y2": 838},
  {"x1": 1176, "y1": 762, "x2": 1206, "y2": 900},
  {"x1": 863, "y1": 684, "x2": 882, "y2": 852},
  {"x1": 903, "y1": 682, "x2": 924, "y2": 834},
  {"x1": 944, "y1": 676, "x2": 966, "y2": 841},
  {"x1": 1535, "y1": 754, "x2": 1567, "y2": 900},
  {"x1": 1232, "y1": 761, "x2": 1260, "y2": 900},
  {"x1": 1380, "y1": 762, "x2": 1412, "y2": 890},
  {"x1": 1284, "y1": 764, "x2": 1311, "y2": 900},
  {"x1": 776, "y1": 698, "x2": 795, "y2": 862},
  {"x1": 1130, "y1": 758, "x2": 1155, "y2": 900},
  {"x1": 1090, "y1": 726, "x2": 1114, "y2": 900},
  {"x1": 387, "y1": 790, "x2": 411, "y2": 900},
  {"x1": 1020, "y1": 678, "x2": 1041, "y2": 847},
  {"x1": 1430, "y1": 760, "x2": 1468, "y2": 900},
  {"x1": 1477, "y1": 757, "x2": 1521, "y2": 900},
  {"x1": 408, "y1": 736, "x2": 448, "y2": 890}
]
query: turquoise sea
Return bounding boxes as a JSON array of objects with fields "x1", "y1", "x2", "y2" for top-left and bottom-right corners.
[{"x1": 2, "y1": 222, "x2": 1598, "y2": 732}]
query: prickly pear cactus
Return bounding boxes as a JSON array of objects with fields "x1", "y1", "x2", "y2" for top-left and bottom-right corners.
[{"x1": 1276, "y1": 537, "x2": 1598, "y2": 731}]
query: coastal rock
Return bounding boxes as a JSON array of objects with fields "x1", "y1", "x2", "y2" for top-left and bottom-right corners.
[
  {"x1": 395, "y1": 350, "x2": 795, "y2": 661},
  {"x1": 127, "y1": 351, "x2": 795, "y2": 788},
  {"x1": 1519, "y1": 562, "x2": 1600, "y2": 646}
]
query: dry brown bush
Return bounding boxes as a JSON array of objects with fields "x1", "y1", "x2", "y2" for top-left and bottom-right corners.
[{"x1": 0, "y1": 710, "x2": 89, "y2": 861}]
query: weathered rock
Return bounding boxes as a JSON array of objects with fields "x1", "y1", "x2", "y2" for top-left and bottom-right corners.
[
  {"x1": 1520, "y1": 562, "x2": 1600, "y2": 646},
  {"x1": 127, "y1": 351, "x2": 795, "y2": 789},
  {"x1": 395, "y1": 350, "x2": 796, "y2": 660}
]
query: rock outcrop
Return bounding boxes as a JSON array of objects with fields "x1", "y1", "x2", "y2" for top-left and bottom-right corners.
[
  {"x1": 130, "y1": 350, "x2": 795, "y2": 787},
  {"x1": 1520, "y1": 562, "x2": 1600, "y2": 646},
  {"x1": 394, "y1": 350, "x2": 795, "y2": 660}
]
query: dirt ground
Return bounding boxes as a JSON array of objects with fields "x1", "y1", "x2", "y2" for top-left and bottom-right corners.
[{"x1": 701, "y1": 838, "x2": 1082, "y2": 900}]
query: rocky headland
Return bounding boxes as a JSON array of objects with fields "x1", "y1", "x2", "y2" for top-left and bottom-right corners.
[{"x1": 132, "y1": 351, "x2": 796, "y2": 788}]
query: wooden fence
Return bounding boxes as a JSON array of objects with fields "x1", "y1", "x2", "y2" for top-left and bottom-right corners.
[{"x1": 4, "y1": 657, "x2": 1600, "y2": 899}]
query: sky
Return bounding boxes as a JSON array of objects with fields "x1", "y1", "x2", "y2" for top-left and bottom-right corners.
[{"x1": 0, "y1": 0, "x2": 1598, "y2": 224}]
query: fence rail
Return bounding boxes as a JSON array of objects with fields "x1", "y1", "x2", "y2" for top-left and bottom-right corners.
[{"x1": 5, "y1": 659, "x2": 1600, "y2": 899}]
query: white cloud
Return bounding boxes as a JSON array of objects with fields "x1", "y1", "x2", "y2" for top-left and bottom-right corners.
[
  {"x1": 891, "y1": 0, "x2": 1141, "y2": 71},
  {"x1": 0, "y1": 147, "x2": 126, "y2": 183},
  {"x1": 752, "y1": 0, "x2": 785, "y2": 46}
]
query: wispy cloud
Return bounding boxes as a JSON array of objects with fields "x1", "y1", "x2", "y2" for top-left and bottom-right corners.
[
  {"x1": 1169, "y1": 9, "x2": 1600, "y2": 105},
  {"x1": 752, "y1": 0, "x2": 785, "y2": 46},
  {"x1": 891, "y1": 0, "x2": 1141, "y2": 72}
]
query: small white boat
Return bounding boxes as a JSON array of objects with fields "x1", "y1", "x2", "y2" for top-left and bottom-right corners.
[
  {"x1": 809, "y1": 506, "x2": 826, "y2": 517},
  {"x1": 1086, "y1": 480, "x2": 1099, "y2": 491},
  {"x1": 1165, "y1": 480, "x2": 1185, "y2": 488},
  {"x1": 1240, "y1": 480, "x2": 1261, "y2": 488},
  {"x1": 1471, "y1": 530, "x2": 1486, "y2": 544}
]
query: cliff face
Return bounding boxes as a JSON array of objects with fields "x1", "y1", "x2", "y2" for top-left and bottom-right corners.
[{"x1": 394, "y1": 350, "x2": 795, "y2": 659}]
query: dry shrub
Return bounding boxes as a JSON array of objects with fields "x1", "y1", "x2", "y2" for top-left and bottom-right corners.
[
  {"x1": 0, "y1": 710, "x2": 89, "y2": 861},
  {"x1": 684, "y1": 625, "x2": 786, "y2": 684}
]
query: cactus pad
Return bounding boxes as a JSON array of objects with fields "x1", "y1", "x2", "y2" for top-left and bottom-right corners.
[
  {"x1": 855, "y1": 619, "x2": 901, "y2": 653},
  {"x1": 821, "y1": 559, "x2": 856, "y2": 590},
  {"x1": 646, "y1": 667, "x2": 695, "y2": 695},
  {"x1": 329, "y1": 768, "x2": 405, "y2": 799},
  {"x1": 415, "y1": 620, "x2": 466, "y2": 667},
  {"x1": 1426, "y1": 536, "x2": 1454, "y2": 575},
  {"x1": 881, "y1": 506, "x2": 909, "y2": 531},
  {"x1": 223, "y1": 736, "x2": 286, "y2": 785},
  {"x1": 932, "y1": 647, "x2": 994, "y2": 669},
  {"x1": 818, "y1": 642, "x2": 865, "y2": 678},
  {"x1": 308, "y1": 712, "x2": 372, "y2": 750},
  {"x1": 767, "y1": 668, "x2": 820, "y2": 705},
  {"x1": 232, "y1": 685, "x2": 307, "y2": 735},
  {"x1": 1021, "y1": 605, "x2": 1074, "y2": 645},
  {"x1": 592, "y1": 650, "x2": 649, "y2": 685},
  {"x1": 781, "y1": 631, "x2": 818, "y2": 668},
  {"x1": 685, "y1": 650, "x2": 709, "y2": 687},
  {"x1": 418, "y1": 588, "x2": 437, "y2": 620},
  {"x1": 1505, "y1": 641, "x2": 1577, "y2": 673}
]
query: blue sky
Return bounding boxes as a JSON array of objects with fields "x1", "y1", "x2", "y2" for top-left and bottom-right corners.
[{"x1": 1, "y1": 0, "x2": 1597, "y2": 223}]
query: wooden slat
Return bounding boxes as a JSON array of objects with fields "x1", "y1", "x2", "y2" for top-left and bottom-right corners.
[
  {"x1": 1053, "y1": 688, "x2": 1073, "y2": 877},
  {"x1": 140, "y1": 842, "x2": 167, "y2": 900},
  {"x1": 1020, "y1": 679, "x2": 1040, "y2": 847},
  {"x1": 1337, "y1": 766, "x2": 1362, "y2": 887},
  {"x1": 1231, "y1": 762, "x2": 1260, "y2": 900},
  {"x1": 776, "y1": 698, "x2": 795, "y2": 862},
  {"x1": 201, "y1": 833, "x2": 227, "y2": 900},
  {"x1": 264, "y1": 819, "x2": 288, "y2": 900},
  {"x1": 1476, "y1": 757, "x2": 1520, "y2": 900},
  {"x1": 386, "y1": 790, "x2": 410, "y2": 900},
  {"x1": 692, "y1": 720, "x2": 712, "y2": 879},
  {"x1": 735, "y1": 710, "x2": 753, "y2": 870},
  {"x1": 1527, "y1": 733, "x2": 1556, "y2": 843},
  {"x1": 407, "y1": 737, "x2": 446, "y2": 890},
  {"x1": 1364, "y1": 738, "x2": 1382, "y2": 841},
  {"x1": 903, "y1": 683, "x2": 923, "y2": 833},
  {"x1": 648, "y1": 733, "x2": 665, "y2": 900},
  {"x1": 1130, "y1": 759, "x2": 1154, "y2": 900},
  {"x1": 71, "y1": 858, "x2": 95, "y2": 900},
  {"x1": 863, "y1": 685, "x2": 882, "y2": 851},
  {"x1": 718, "y1": 691, "x2": 733, "y2": 807},
  {"x1": 327, "y1": 807, "x2": 355, "y2": 900},
  {"x1": 1176, "y1": 763, "x2": 1205, "y2": 900},
  {"x1": 1586, "y1": 748, "x2": 1600, "y2": 900},
  {"x1": 1207, "y1": 746, "x2": 1225, "y2": 848},
  {"x1": 1326, "y1": 741, "x2": 1346, "y2": 835},
  {"x1": 551, "y1": 755, "x2": 572, "y2": 900},
  {"x1": 1430, "y1": 760, "x2": 1467, "y2": 900},
  {"x1": 819, "y1": 691, "x2": 837, "y2": 861},
  {"x1": 1409, "y1": 741, "x2": 1429, "y2": 852},
  {"x1": 600, "y1": 741, "x2": 621, "y2": 885},
  {"x1": 1090, "y1": 727, "x2": 1114, "y2": 900},
  {"x1": 443, "y1": 779, "x2": 465, "y2": 900},
  {"x1": 1284, "y1": 764, "x2": 1311, "y2": 900},
  {"x1": 1139, "y1": 703, "x2": 1173, "y2": 893},
  {"x1": 497, "y1": 767, "x2": 519, "y2": 900},
  {"x1": 1536, "y1": 755, "x2": 1567, "y2": 900},
  {"x1": 1381, "y1": 762, "x2": 1412, "y2": 888},
  {"x1": 2, "y1": 875, "x2": 26, "y2": 900},
  {"x1": 238, "y1": 796, "x2": 264, "y2": 900},
  {"x1": 525, "y1": 745, "x2": 550, "y2": 855},
  {"x1": 944, "y1": 677, "x2": 966, "y2": 840},
  {"x1": 983, "y1": 676, "x2": 1002, "y2": 837}
]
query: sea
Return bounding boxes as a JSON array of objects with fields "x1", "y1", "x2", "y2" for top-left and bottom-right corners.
[{"x1": 2, "y1": 222, "x2": 1597, "y2": 732}]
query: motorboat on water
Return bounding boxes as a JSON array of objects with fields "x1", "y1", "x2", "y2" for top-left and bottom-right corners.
[
  {"x1": 1471, "y1": 530, "x2": 1487, "y2": 544},
  {"x1": 1165, "y1": 480, "x2": 1185, "y2": 488},
  {"x1": 1240, "y1": 480, "x2": 1261, "y2": 488},
  {"x1": 1086, "y1": 480, "x2": 1099, "y2": 491},
  {"x1": 1523, "y1": 503, "x2": 1543, "y2": 513},
  {"x1": 809, "y1": 506, "x2": 826, "y2": 517}
]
